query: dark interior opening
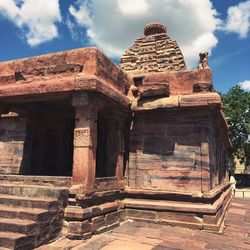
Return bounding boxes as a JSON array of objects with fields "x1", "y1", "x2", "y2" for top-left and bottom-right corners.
[
  {"x1": 22, "y1": 100, "x2": 74, "y2": 176},
  {"x1": 96, "y1": 114, "x2": 120, "y2": 178}
]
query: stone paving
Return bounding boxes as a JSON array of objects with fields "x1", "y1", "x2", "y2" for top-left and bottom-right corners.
[
  {"x1": 235, "y1": 188, "x2": 250, "y2": 198},
  {"x1": 37, "y1": 197, "x2": 250, "y2": 250}
]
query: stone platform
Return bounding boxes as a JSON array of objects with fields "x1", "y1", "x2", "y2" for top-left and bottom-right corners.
[{"x1": 37, "y1": 197, "x2": 250, "y2": 250}]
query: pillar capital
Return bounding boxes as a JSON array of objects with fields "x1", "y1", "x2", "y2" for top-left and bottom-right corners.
[{"x1": 71, "y1": 92, "x2": 97, "y2": 107}]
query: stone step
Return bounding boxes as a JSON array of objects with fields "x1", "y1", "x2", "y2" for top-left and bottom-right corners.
[
  {"x1": 0, "y1": 183, "x2": 69, "y2": 200},
  {"x1": 0, "y1": 175, "x2": 72, "y2": 187},
  {"x1": 0, "y1": 231, "x2": 34, "y2": 249},
  {"x1": 0, "y1": 205, "x2": 49, "y2": 221},
  {"x1": 0, "y1": 194, "x2": 60, "y2": 209},
  {"x1": 0, "y1": 218, "x2": 36, "y2": 234}
]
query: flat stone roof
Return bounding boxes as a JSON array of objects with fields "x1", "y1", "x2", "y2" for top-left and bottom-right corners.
[{"x1": 0, "y1": 47, "x2": 130, "y2": 106}]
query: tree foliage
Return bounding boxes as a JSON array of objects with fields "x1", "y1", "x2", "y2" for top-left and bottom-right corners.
[{"x1": 221, "y1": 85, "x2": 250, "y2": 167}]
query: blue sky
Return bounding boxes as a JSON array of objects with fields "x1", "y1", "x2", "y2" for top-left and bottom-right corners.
[{"x1": 0, "y1": 0, "x2": 249, "y2": 93}]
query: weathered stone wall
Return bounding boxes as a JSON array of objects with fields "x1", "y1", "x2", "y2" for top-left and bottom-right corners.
[
  {"x1": 128, "y1": 109, "x2": 213, "y2": 193},
  {"x1": 0, "y1": 114, "x2": 27, "y2": 174},
  {"x1": 64, "y1": 193, "x2": 125, "y2": 239},
  {"x1": 141, "y1": 69, "x2": 213, "y2": 95},
  {"x1": 209, "y1": 112, "x2": 229, "y2": 189}
]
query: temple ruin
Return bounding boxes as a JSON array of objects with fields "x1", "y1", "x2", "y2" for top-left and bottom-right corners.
[{"x1": 0, "y1": 23, "x2": 232, "y2": 249}]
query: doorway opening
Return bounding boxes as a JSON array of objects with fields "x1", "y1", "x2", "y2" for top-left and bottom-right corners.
[{"x1": 22, "y1": 100, "x2": 75, "y2": 176}]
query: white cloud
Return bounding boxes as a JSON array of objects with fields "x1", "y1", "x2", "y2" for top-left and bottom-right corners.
[
  {"x1": 238, "y1": 80, "x2": 250, "y2": 91},
  {"x1": 223, "y1": 0, "x2": 250, "y2": 38},
  {"x1": 69, "y1": 1, "x2": 92, "y2": 26},
  {"x1": 117, "y1": 0, "x2": 148, "y2": 16},
  {"x1": 0, "y1": 0, "x2": 62, "y2": 46},
  {"x1": 68, "y1": 0, "x2": 220, "y2": 68}
]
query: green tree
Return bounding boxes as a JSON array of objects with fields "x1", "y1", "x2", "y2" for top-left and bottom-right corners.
[{"x1": 221, "y1": 85, "x2": 250, "y2": 169}]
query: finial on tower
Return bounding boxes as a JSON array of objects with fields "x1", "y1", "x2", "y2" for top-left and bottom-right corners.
[{"x1": 144, "y1": 22, "x2": 167, "y2": 36}]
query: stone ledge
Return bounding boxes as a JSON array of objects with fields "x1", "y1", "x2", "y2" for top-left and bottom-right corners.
[
  {"x1": 123, "y1": 185, "x2": 232, "y2": 215},
  {"x1": 202, "y1": 182, "x2": 230, "y2": 199},
  {"x1": 123, "y1": 190, "x2": 232, "y2": 232},
  {"x1": 0, "y1": 76, "x2": 130, "y2": 108},
  {"x1": 132, "y1": 92, "x2": 221, "y2": 111}
]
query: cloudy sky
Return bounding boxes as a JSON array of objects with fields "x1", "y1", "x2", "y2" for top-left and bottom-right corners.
[{"x1": 0, "y1": 0, "x2": 249, "y2": 93}]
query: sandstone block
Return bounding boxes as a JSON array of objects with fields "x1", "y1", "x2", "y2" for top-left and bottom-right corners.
[
  {"x1": 68, "y1": 221, "x2": 82, "y2": 235},
  {"x1": 92, "y1": 215, "x2": 105, "y2": 231},
  {"x1": 118, "y1": 210, "x2": 127, "y2": 222},
  {"x1": 82, "y1": 220, "x2": 93, "y2": 234},
  {"x1": 64, "y1": 206, "x2": 92, "y2": 221},
  {"x1": 138, "y1": 83, "x2": 169, "y2": 98},
  {"x1": 91, "y1": 206, "x2": 102, "y2": 217},
  {"x1": 157, "y1": 211, "x2": 202, "y2": 224},
  {"x1": 126, "y1": 209, "x2": 157, "y2": 220},
  {"x1": 64, "y1": 206, "x2": 83, "y2": 220},
  {"x1": 105, "y1": 211, "x2": 119, "y2": 225},
  {"x1": 95, "y1": 221, "x2": 120, "y2": 235},
  {"x1": 68, "y1": 220, "x2": 92, "y2": 235},
  {"x1": 99, "y1": 201, "x2": 119, "y2": 214}
]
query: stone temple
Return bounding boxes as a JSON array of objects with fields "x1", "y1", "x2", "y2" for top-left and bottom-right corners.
[{"x1": 0, "y1": 23, "x2": 232, "y2": 249}]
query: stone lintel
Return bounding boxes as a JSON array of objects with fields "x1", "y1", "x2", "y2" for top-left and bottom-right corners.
[
  {"x1": 71, "y1": 92, "x2": 96, "y2": 107},
  {"x1": 0, "y1": 76, "x2": 130, "y2": 109},
  {"x1": 132, "y1": 92, "x2": 221, "y2": 111}
]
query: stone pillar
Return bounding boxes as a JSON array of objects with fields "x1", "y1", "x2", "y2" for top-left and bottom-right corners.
[
  {"x1": 115, "y1": 120, "x2": 125, "y2": 182},
  {"x1": 201, "y1": 130, "x2": 210, "y2": 192},
  {"x1": 71, "y1": 92, "x2": 97, "y2": 192}
]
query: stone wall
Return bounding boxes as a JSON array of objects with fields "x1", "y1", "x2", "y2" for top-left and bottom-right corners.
[
  {"x1": 0, "y1": 114, "x2": 27, "y2": 174},
  {"x1": 128, "y1": 109, "x2": 216, "y2": 193},
  {"x1": 64, "y1": 192, "x2": 125, "y2": 239},
  {"x1": 209, "y1": 112, "x2": 229, "y2": 189}
]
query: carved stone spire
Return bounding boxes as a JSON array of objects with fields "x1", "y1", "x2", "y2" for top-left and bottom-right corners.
[{"x1": 120, "y1": 22, "x2": 187, "y2": 74}]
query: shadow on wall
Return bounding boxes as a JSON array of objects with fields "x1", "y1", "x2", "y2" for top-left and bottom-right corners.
[{"x1": 0, "y1": 115, "x2": 27, "y2": 175}]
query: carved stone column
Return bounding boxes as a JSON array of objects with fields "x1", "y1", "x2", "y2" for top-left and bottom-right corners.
[
  {"x1": 71, "y1": 92, "x2": 97, "y2": 192},
  {"x1": 115, "y1": 120, "x2": 125, "y2": 182},
  {"x1": 201, "y1": 130, "x2": 210, "y2": 192}
]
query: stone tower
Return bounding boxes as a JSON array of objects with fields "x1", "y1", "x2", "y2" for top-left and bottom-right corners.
[{"x1": 120, "y1": 22, "x2": 186, "y2": 74}]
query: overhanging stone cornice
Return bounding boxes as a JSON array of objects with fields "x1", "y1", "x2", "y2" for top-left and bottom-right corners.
[{"x1": 0, "y1": 74, "x2": 130, "y2": 108}]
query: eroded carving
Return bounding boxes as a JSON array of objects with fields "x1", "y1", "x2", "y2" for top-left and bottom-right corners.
[
  {"x1": 120, "y1": 22, "x2": 187, "y2": 73},
  {"x1": 198, "y1": 52, "x2": 209, "y2": 69},
  {"x1": 74, "y1": 128, "x2": 91, "y2": 147},
  {"x1": 193, "y1": 83, "x2": 213, "y2": 92}
]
